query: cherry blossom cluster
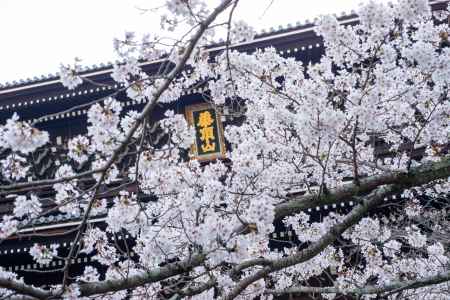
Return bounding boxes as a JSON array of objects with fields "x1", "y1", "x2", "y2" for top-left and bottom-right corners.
[
  {"x1": 29, "y1": 243, "x2": 59, "y2": 265},
  {"x1": 0, "y1": 113, "x2": 49, "y2": 154},
  {"x1": 59, "y1": 60, "x2": 83, "y2": 90}
]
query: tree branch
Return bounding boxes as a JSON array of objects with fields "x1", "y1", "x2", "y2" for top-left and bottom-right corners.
[
  {"x1": 275, "y1": 157, "x2": 450, "y2": 221},
  {"x1": 79, "y1": 254, "x2": 206, "y2": 297},
  {"x1": 265, "y1": 270, "x2": 450, "y2": 296},
  {"x1": 0, "y1": 278, "x2": 53, "y2": 300},
  {"x1": 223, "y1": 183, "x2": 410, "y2": 299}
]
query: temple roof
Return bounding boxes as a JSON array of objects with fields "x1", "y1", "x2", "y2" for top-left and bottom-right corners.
[{"x1": 0, "y1": 10, "x2": 347, "y2": 90}]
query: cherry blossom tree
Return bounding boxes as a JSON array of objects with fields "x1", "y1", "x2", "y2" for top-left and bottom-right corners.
[{"x1": 0, "y1": 0, "x2": 449, "y2": 299}]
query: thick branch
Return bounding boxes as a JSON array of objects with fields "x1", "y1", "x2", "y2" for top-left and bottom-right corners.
[
  {"x1": 0, "y1": 278, "x2": 53, "y2": 300},
  {"x1": 275, "y1": 157, "x2": 450, "y2": 220},
  {"x1": 223, "y1": 183, "x2": 403, "y2": 299},
  {"x1": 170, "y1": 279, "x2": 216, "y2": 299},
  {"x1": 266, "y1": 270, "x2": 450, "y2": 296},
  {"x1": 79, "y1": 254, "x2": 206, "y2": 296}
]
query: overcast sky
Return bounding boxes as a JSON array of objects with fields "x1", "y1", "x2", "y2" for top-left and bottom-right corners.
[{"x1": 0, "y1": 0, "x2": 389, "y2": 84}]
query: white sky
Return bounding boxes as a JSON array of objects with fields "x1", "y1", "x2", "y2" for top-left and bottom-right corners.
[{"x1": 0, "y1": 0, "x2": 388, "y2": 84}]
